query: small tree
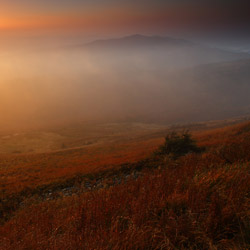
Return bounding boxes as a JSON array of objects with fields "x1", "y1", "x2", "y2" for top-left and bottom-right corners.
[{"x1": 156, "y1": 131, "x2": 202, "y2": 159}]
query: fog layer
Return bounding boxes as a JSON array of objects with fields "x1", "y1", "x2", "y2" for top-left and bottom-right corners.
[{"x1": 0, "y1": 35, "x2": 250, "y2": 132}]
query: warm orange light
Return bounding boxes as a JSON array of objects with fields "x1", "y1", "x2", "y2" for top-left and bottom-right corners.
[{"x1": 0, "y1": 6, "x2": 166, "y2": 32}]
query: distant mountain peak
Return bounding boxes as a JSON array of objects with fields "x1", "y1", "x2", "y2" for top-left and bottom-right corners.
[
  {"x1": 125, "y1": 34, "x2": 145, "y2": 38},
  {"x1": 86, "y1": 34, "x2": 192, "y2": 48}
]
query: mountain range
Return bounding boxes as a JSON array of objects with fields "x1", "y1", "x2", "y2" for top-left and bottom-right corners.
[{"x1": 82, "y1": 34, "x2": 250, "y2": 69}]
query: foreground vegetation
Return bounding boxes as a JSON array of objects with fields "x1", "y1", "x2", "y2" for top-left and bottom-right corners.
[{"x1": 0, "y1": 122, "x2": 250, "y2": 249}]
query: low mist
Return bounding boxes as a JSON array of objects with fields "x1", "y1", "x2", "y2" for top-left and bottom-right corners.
[{"x1": 0, "y1": 35, "x2": 250, "y2": 132}]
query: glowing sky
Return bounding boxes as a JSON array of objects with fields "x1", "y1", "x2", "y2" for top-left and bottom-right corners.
[{"x1": 0, "y1": 1, "x2": 249, "y2": 34}]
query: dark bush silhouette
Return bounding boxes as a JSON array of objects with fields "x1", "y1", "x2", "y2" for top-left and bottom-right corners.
[{"x1": 157, "y1": 131, "x2": 202, "y2": 158}]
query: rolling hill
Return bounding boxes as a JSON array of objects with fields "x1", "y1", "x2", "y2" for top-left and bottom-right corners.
[
  {"x1": 83, "y1": 34, "x2": 250, "y2": 68},
  {"x1": 1, "y1": 121, "x2": 250, "y2": 249}
]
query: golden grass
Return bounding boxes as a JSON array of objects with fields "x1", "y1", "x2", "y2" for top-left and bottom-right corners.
[
  {"x1": 0, "y1": 137, "x2": 163, "y2": 196},
  {"x1": 0, "y1": 122, "x2": 250, "y2": 249}
]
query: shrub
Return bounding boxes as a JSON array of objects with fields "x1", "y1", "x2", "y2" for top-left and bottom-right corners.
[{"x1": 156, "y1": 131, "x2": 202, "y2": 159}]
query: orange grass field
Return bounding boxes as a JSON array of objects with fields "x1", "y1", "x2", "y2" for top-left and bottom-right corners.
[
  {"x1": 0, "y1": 122, "x2": 250, "y2": 249},
  {"x1": 0, "y1": 137, "x2": 163, "y2": 196}
]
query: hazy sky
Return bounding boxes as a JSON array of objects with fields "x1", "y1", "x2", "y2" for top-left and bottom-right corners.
[{"x1": 0, "y1": 1, "x2": 249, "y2": 36}]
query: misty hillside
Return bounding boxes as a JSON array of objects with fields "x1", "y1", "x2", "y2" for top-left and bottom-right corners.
[
  {"x1": 101, "y1": 58, "x2": 250, "y2": 124},
  {"x1": 83, "y1": 34, "x2": 250, "y2": 69},
  {"x1": 157, "y1": 59, "x2": 250, "y2": 122},
  {"x1": 1, "y1": 35, "x2": 250, "y2": 132},
  {"x1": 86, "y1": 34, "x2": 191, "y2": 48}
]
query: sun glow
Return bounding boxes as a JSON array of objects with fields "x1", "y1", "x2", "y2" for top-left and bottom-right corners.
[{"x1": 0, "y1": 6, "x2": 171, "y2": 33}]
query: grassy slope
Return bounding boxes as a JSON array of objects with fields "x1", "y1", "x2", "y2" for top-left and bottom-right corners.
[
  {"x1": 0, "y1": 137, "x2": 163, "y2": 196},
  {"x1": 0, "y1": 122, "x2": 250, "y2": 249}
]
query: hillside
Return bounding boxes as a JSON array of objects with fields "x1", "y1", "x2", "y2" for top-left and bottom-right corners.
[
  {"x1": 102, "y1": 58, "x2": 250, "y2": 124},
  {"x1": 86, "y1": 34, "x2": 191, "y2": 49},
  {"x1": 162, "y1": 59, "x2": 250, "y2": 122},
  {"x1": 83, "y1": 34, "x2": 250, "y2": 67},
  {"x1": 1, "y1": 35, "x2": 250, "y2": 132},
  {"x1": 0, "y1": 121, "x2": 249, "y2": 249}
]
